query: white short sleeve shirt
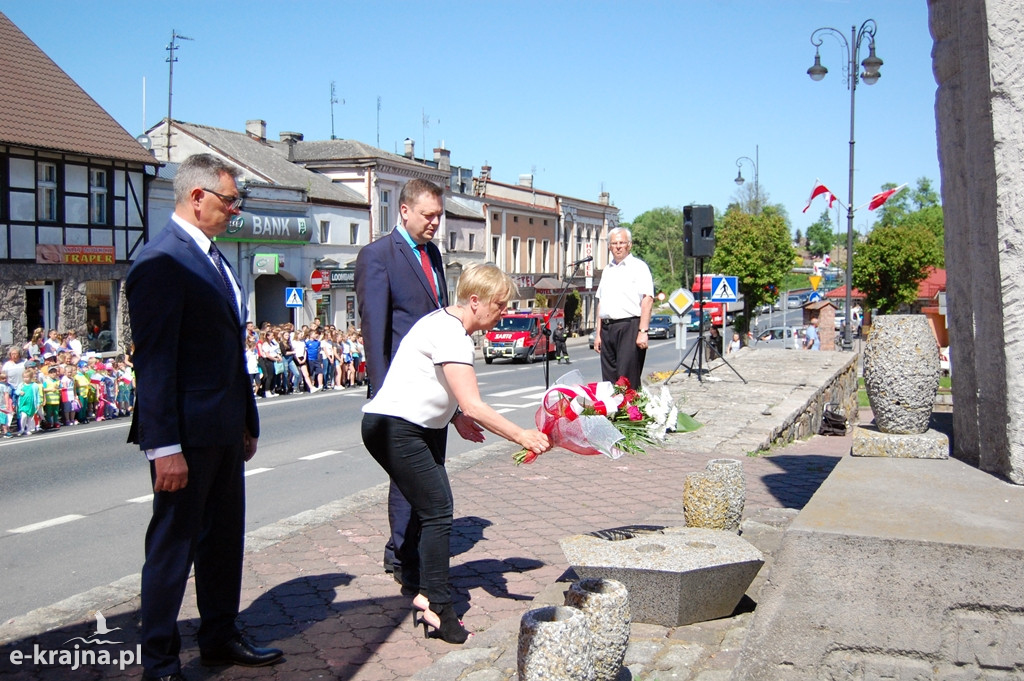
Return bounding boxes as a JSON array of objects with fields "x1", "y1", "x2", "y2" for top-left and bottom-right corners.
[
  {"x1": 595, "y1": 254, "x2": 655, "y2": 319},
  {"x1": 362, "y1": 309, "x2": 474, "y2": 428}
]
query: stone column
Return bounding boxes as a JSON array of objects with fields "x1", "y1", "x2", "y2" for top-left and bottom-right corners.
[{"x1": 930, "y1": 0, "x2": 1023, "y2": 483}]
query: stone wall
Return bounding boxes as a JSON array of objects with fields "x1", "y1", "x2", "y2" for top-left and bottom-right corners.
[
  {"x1": 765, "y1": 355, "x2": 858, "y2": 448},
  {"x1": 930, "y1": 0, "x2": 1024, "y2": 483}
]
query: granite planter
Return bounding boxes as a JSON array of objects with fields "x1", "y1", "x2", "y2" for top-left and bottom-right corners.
[
  {"x1": 564, "y1": 578, "x2": 630, "y2": 681},
  {"x1": 683, "y1": 458, "x2": 746, "y2": 531},
  {"x1": 863, "y1": 314, "x2": 941, "y2": 434},
  {"x1": 518, "y1": 605, "x2": 595, "y2": 681}
]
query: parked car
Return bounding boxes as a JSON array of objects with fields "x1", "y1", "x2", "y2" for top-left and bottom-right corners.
[
  {"x1": 755, "y1": 326, "x2": 800, "y2": 349},
  {"x1": 647, "y1": 315, "x2": 676, "y2": 339}
]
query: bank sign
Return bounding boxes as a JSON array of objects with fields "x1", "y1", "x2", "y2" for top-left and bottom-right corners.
[{"x1": 218, "y1": 212, "x2": 314, "y2": 244}]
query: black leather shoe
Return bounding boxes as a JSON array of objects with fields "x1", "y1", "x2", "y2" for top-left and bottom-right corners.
[
  {"x1": 199, "y1": 636, "x2": 283, "y2": 667},
  {"x1": 142, "y1": 673, "x2": 187, "y2": 681}
]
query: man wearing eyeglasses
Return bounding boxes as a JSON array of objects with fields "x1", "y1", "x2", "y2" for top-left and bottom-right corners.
[
  {"x1": 127, "y1": 154, "x2": 282, "y2": 681},
  {"x1": 594, "y1": 227, "x2": 654, "y2": 389}
]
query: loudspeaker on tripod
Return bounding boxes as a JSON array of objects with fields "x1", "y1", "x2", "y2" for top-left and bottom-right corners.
[{"x1": 684, "y1": 205, "x2": 715, "y2": 258}]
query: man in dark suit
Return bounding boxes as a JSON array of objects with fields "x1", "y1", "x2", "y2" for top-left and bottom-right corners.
[
  {"x1": 127, "y1": 154, "x2": 282, "y2": 681},
  {"x1": 355, "y1": 178, "x2": 483, "y2": 585}
]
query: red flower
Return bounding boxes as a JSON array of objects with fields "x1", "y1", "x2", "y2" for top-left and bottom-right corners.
[
  {"x1": 623, "y1": 389, "x2": 638, "y2": 404},
  {"x1": 519, "y1": 451, "x2": 538, "y2": 464},
  {"x1": 627, "y1": 405, "x2": 643, "y2": 421},
  {"x1": 615, "y1": 376, "x2": 631, "y2": 389}
]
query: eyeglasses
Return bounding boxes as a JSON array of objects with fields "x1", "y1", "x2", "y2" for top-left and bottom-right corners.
[
  {"x1": 609, "y1": 241, "x2": 631, "y2": 246},
  {"x1": 203, "y1": 188, "x2": 244, "y2": 210}
]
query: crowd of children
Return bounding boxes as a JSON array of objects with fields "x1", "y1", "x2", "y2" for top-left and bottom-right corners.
[
  {"x1": 244, "y1": 320, "x2": 366, "y2": 398},
  {"x1": 0, "y1": 349, "x2": 134, "y2": 438}
]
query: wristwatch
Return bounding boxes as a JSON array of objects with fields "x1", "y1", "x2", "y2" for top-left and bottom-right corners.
[{"x1": 638, "y1": 329, "x2": 648, "y2": 333}]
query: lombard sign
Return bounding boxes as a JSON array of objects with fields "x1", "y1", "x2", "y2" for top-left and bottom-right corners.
[
  {"x1": 328, "y1": 267, "x2": 355, "y2": 289},
  {"x1": 219, "y1": 211, "x2": 314, "y2": 243}
]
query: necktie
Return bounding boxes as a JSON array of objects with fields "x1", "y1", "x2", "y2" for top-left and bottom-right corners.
[
  {"x1": 416, "y1": 244, "x2": 439, "y2": 303},
  {"x1": 209, "y1": 243, "x2": 239, "y2": 318}
]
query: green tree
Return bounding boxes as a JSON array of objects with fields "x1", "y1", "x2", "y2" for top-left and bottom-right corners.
[
  {"x1": 805, "y1": 209, "x2": 836, "y2": 257},
  {"x1": 898, "y1": 204, "x2": 944, "y2": 267},
  {"x1": 534, "y1": 293, "x2": 548, "y2": 308},
  {"x1": 629, "y1": 207, "x2": 693, "y2": 294},
  {"x1": 851, "y1": 223, "x2": 943, "y2": 313},
  {"x1": 794, "y1": 228, "x2": 803, "y2": 246},
  {"x1": 708, "y1": 206, "x2": 796, "y2": 332}
]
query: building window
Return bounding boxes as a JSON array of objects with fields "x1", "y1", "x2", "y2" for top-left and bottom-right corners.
[
  {"x1": 379, "y1": 189, "x2": 391, "y2": 233},
  {"x1": 38, "y1": 162, "x2": 57, "y2": 221},
  {"x1": 448, "y1": 230, "x2": 457, "y2": 251},
  {"x1": 510, "y1": 237, "x2": 520, "y2": 272},
  {"x1": 85, "y1": 280, "x2": 116, "y2": 351},
  {"x1": 527, "y1": 238, "x2": 536, "y2": 274},
  {"x1": 468, "y1": 233, "x2": 476, "y2": 252},
  {"x1": 542, "y1": 239, "x2": 550, "y2": 272},
  {"x1": 320, "y1": 220, "x2": 331, "y2": 244},
  {"x1": 89, "y1": 168, "x2": 108, "y2": 224},
  {"x1": 544, "y1": 219, "x2": 549, "y2": 226},
  {"x1": 492, "y1": 235, "x2": 500, "y2": 264},
  {"x1": 350, "y1": 223, "x2": 359, "y2": 245},
  {"x1": 529, "y1": 217, "x2": 534, "y2": 225},
  {"x1": 513, "y1": 215, "x2": 519, "y2": 223}
]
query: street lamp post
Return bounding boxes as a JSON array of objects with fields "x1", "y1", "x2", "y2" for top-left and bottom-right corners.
[
  {"x1": 733, "y1": 144, "x2": 760, "y2": 213},
  {"x1": 807, "y1": 20, "x2": 882, "y2": 351}
]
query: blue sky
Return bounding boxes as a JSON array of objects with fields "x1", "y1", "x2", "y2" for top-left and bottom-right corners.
[{"x1": 2, "y1": 1, "x2": 940, "y2": 233}]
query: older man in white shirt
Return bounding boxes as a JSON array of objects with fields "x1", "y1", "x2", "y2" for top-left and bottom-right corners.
[{"x1": 594, "y1": 227, "x2": 654, "y2": 388}]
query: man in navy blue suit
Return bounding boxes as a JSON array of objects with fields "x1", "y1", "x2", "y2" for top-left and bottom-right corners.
[
  {"x1": 355, "y1": 179, "x2": 483, "y2": 586},
  {"x1": 127, "y1": 154, "x2": 282, "y2": 681}
]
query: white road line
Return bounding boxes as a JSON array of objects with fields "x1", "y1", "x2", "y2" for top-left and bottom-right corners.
[
  {"x1": 244, "y1": 467, "x2": 274, "y2": 477},
  {"x1": 300, "y1": 450, "x2": 341, "y2": 461},
  {"x1": 494, "y1": 408, "x2": 515, "y2": 414},
  {"x1": 9, "y1": 514, "x2": 85, "y2": 534},
  {"x1": 487, "y1": 386, "x2": 545, "y2": 397},
  {"x1": 490, "y1": 403, "x2": 529, "y2": 409},
  {"x1": 127, "y1": 494, "x2": 154, "y2": 504}
]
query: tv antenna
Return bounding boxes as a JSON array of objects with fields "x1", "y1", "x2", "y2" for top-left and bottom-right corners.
[
  {"x1": 165, "y1": 29, "x2": 192, "y2": 160},
  {"x1": 330, "y1": 81, "x2": 345, "y2": 140}
]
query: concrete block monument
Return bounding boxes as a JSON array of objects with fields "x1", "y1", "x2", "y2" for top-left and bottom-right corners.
[
  {"x1": 560, "y1": 526, "x2": 763, "y2": 626},
  {"x1": 682, "y1": 458, "x2": 746, "y2": 531}
]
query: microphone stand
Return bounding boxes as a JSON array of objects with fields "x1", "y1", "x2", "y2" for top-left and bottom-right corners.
[{"x1": 543, "y1": 259, "x2": 588, "y2": 389}]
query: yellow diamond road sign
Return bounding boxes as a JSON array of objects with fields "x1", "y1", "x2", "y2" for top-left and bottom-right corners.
[
  {"x1": 668, "y1": 288, "x2": 695, "y2": 314},
  {"x1": 809, "y1": 275, "x2": 822, "y2": 291}
]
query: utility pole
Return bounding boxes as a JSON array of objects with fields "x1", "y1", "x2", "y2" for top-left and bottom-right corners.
[
  {"x1": 165, "y1": 29, "x2": 192, "y2": 161},
  {"x1": 330, "y1": 81, "x2": 344, "y2": 140}
]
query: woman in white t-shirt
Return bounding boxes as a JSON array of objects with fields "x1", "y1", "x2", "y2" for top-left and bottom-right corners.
[{"x1": 362, "y1": 264, "x2": 550, "y2": 644}]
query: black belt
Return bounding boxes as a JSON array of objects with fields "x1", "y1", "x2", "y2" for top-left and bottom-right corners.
[{"x1": 602, "y1": 316, "x2": 639, "y2": 325}]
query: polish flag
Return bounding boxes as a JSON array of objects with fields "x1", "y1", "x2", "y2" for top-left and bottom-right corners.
[
  {"x1": 802, "y1": 179, "x2": 838, "y2": 213},
  {"x1": 868, "y1": 184, "x2": 908, "y2": 211}
]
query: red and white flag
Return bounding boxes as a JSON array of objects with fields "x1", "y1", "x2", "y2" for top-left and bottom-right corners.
[
  {"x1": 867, "y1": 184, "x2": 908, "y2": 210},
  {"x1": 802, "y1": 179, "x2": 837, "y2": 213}
]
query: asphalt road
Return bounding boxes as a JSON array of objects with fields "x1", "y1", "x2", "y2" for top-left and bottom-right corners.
[{"x1": 0, "y1": 319, "x2": 801, "y2": 623}]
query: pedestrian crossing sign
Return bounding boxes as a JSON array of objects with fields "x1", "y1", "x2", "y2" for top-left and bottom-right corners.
[
  {"x1": 285, "y1": 287, "x2": 304, "y2": 308},
  {"x1": 710, "y1": 276, "x2": 738, "y2": 302}
]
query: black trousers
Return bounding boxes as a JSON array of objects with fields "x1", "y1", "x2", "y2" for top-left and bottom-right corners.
[
  {"x1": 362, "y1": 413, "x2": 453, "y2": 605},
  {"x1": 599, "y1": 316, "x2": 646, "y2": 388},
  {"x1": 140, "y1": 442, "x2": 245, "y2": 677}
]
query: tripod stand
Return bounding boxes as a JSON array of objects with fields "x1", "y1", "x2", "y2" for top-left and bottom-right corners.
[{"x1": 666, "y1": 258, "x2": 747, "y2": 384}]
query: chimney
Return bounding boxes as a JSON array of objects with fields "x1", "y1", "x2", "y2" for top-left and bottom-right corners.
[
  {"x1": 433, "y1": 147, "x2": 451, "y2": 172},
  {"x1": 599, "y1": 191, "x2": 610, "y2": 205},
  {"x1": 404, "y1": 138, "x2": 415, "y2": 158},
  {"x1": 519, "y1": 173, "x2": 533, "y2": 189},
  {"x1": 480, "y1": 165, "x2": 491, "y2": 181},
  {"x1": 280, "y1": 131, "x2": 303, "y2": 162},
  {"x1": 246, "y1": 119, "x2": 267, "y2": 142}
]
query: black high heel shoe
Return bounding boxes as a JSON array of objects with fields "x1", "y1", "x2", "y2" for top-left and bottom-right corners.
[{"x1": 421, "y1": 603, "x2": 470, "y2": 644}]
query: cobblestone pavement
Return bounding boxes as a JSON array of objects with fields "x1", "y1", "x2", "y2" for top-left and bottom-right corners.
[{"x1": 0, "y1": 348, "x2": 859, "y2": 681}]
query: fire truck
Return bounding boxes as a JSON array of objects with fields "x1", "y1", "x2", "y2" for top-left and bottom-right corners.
[{"x1": 481, "y1": 308, "x2": 564, "y2": 364}]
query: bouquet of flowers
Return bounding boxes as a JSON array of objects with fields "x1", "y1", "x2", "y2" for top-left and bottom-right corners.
[{"x1": 514, "y1": 370, "x2": 678, "y2": 464}]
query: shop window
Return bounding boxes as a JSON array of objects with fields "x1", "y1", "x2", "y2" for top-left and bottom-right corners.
[
  {"x1": 38, "y1": 162, "x2": 57, "y2": 221},
  {"x1": 90, "y1": 169, "x2": 108, "y2": 224},
  {"x1": 84, "y1": 280, "x2": 116, "y2": 351}
]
